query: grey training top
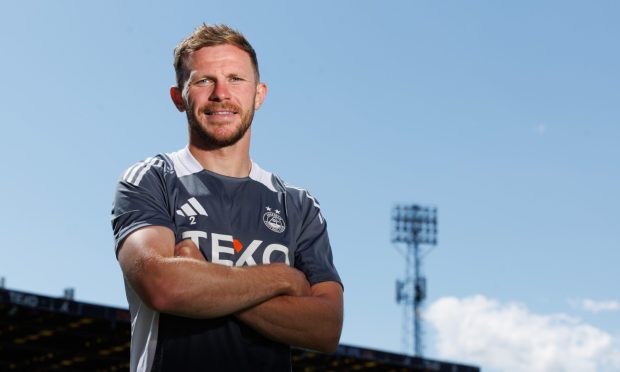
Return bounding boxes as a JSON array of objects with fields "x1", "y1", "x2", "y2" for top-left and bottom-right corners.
[{"x1": 111, "y1": 147, "x2": 341, "y2": 372}]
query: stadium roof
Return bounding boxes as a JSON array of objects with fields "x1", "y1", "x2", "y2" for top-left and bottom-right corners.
[{"x1": 0, "y1": 287, "x2": 479, "y2": 371}]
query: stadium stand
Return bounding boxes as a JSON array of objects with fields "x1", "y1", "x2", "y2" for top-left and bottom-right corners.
[{"x1": 0, "y1": 288, "x2": 479, "y2": 371}]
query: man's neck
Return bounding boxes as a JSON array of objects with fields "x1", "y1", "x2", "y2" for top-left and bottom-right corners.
[{"x1": 188, "y1": 135, "x2": 252, "y2": 178}]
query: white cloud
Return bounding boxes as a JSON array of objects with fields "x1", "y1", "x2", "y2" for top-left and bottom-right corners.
[
  {"x1": 425, "y1": 295, "x2": 620, "y2": 372},
  {"x1": 570, "y1": 299, "x2": 620, "y2": 313}
]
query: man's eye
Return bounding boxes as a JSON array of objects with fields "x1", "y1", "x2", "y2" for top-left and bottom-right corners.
[
  {"x1": 195, "y1": 78, "x2": 214, "y2": 86},
  {"x1": 229, "y1": 76, "x2": 243, "y2": 84}
]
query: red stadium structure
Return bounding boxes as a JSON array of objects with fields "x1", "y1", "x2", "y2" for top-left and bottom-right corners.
[{"x1": 0, "y1": 287, "x2": 479, "y2": 371}]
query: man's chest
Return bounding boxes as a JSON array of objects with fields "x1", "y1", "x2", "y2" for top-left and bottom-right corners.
[{"x1": 171, "y1": 182, "x2": 296, "y2": 267}]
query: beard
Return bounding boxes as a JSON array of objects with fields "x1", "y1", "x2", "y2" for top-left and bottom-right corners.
[{"x1": 186, "y1": 101, "x2": 255, "y2": 150}]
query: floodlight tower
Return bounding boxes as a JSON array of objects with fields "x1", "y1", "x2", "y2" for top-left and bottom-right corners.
[{"x1": 392, "y1": 204, "x2": 437, "y2": 357}]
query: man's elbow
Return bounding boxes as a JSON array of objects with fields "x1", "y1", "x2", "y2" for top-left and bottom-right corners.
[
  {"x1": 135, "y1": 277, "x2": 176, "y2": 313},
  {"x1": 144, "y1": 287, "x2": 174, "y2": 313},
  {"x1": 127, "y1": 260, "x2": 181, "y2": 313},
  {"x1": 135, "y1": 268, "x2": 219, "y2": 318},
  {"x1": 319, "y1": 340, "x2": 340, "y2": 354},
  {"x1": 309, "y1": 282, "x2": 344, "y2": 353},
  {"x1": 314, "y1": 335, "x2": 340, "y2": 354},
  {"x1": 314, "y1": 325, "x2": 342, "y2": 354}
]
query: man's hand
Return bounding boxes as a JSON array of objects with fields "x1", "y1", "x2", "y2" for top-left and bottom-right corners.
[{"x1": 174, "y1": 239, "x2": 206, "y2": 261}]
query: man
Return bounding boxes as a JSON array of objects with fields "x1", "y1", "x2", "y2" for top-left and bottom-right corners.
[{"x1": 111, "y1": 24, "x2": 343, "y2": 372}]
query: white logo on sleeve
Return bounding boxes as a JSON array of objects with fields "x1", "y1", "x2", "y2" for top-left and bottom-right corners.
[
  {"x1": 263, "y1": 206, "x2": 286, "y2": 233},
  {"x1": 176, "y1": 197, "x2": 208, "y2": 225}
]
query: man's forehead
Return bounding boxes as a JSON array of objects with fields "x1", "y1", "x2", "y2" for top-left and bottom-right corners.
[{"x1": 187, "y1": 44, "x2": 253, "y2": 70}]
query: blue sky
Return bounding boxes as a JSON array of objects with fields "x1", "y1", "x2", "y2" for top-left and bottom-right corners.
[{"x1": 1, "y1": 1, "x2": 618, "y2": 370}]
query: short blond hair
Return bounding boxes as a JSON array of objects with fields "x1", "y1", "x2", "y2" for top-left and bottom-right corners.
[{"x1": 173, "y1": 24, "x2": 259, "y2": 92}]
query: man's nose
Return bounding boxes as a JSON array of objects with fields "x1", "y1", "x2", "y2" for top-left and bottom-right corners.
[{"x1": 209, "y1": 81, "x2": 231, "y2": 101}]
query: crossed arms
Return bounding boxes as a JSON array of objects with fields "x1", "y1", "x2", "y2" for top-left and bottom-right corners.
[{"x1": 118, "y1": 225, "x2": 343, "y2": 353}]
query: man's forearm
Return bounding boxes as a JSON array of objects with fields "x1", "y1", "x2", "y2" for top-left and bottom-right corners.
[
  {"x1": 119, "y1": 227, "x2": 310, "y2": 319},
  {"x1": 235, "y1": 281, "x2": 344, "y2": 353},
  {"x1": 140, "y1": 257, "x2": 301, "y2": 318},
  {"x1": 170, "y1": 236, "x2": 343, "y2": 351}
]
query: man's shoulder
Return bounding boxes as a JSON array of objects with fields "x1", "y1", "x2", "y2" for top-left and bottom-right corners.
[
  {"x1": 118, "y1": 147, "x2": 202, "y2": 187},
  {"x1": 119, "y1": 153, "x2": 173, "y2": 187},
  {"x1": 282, "y1": 182, "x2": 318, "y2": 205},
  {"x1": 250, "y1": 163, "x2": 321, "y2": 213},
  {"x1": 250, "y1": 163, "x2": 307, "y2": 195}
]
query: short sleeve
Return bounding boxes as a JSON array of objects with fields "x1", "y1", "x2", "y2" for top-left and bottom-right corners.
[
  {"x1": 111, "y1": 157, "x2": 175, "y2": 257},
  {"x1": 293, "y1": 190, "x2": 342, "y2": 288}
]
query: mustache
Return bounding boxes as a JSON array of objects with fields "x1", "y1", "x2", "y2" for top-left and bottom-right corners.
[{"x1": 202, "y1": 103, "x2": 241, "y2": 114}]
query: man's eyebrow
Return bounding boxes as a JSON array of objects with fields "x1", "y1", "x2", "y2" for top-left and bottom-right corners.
[
  {"x1": 188, "y1": 74, "x2": 216, "y2": 85},
  {"x1": 227, "y1": 72, "x2": 248, "y2": 77},
  {"x1": 192, "y1": 73, "x2": 213, "y2": 79}
]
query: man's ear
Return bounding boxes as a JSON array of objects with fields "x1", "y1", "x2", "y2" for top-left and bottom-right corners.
[
  {"x1": 170, "y1": 86, "x2": 186, "y2": 112},
  {"x1": 254, "y1": 82, "x2": 268, "y2": 110}
]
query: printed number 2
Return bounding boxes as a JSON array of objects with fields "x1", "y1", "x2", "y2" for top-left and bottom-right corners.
[{"x1": 189, "y1": 216, "x2": 196, "y2": 225}]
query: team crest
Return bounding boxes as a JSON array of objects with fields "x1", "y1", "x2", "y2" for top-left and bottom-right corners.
[{"x1": 263, "y1": 206, "x2": 286, "y2": 233}]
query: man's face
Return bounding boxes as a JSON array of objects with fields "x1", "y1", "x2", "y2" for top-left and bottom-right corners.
[{"x1": 174, "y1": 44, "x2": 266, "y2": 149}]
